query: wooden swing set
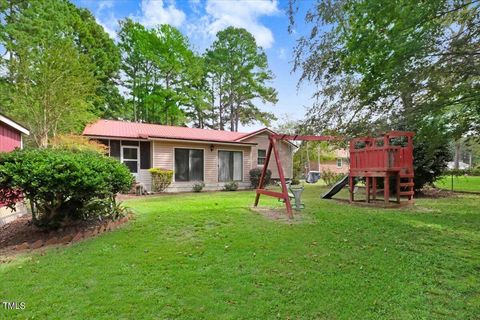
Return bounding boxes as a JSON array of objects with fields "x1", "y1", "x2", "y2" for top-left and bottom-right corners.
[
  {"x1": 254, "y1": 134, "x2": 339, "y2": 218},
  {"x1": 254, "y1": 131, "x2": 415, "y2": 219}
]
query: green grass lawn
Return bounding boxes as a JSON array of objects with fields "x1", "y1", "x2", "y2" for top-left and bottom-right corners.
[
  {"x1": 1, "y1": 185, "x2": 479, "y2": 319},
  {"x1": 435, "y1": 175, "x2": 480, "y2": 192}
]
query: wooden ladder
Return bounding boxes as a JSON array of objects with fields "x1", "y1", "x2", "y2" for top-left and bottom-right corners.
[{"x1": 399, "y1": 172, "x2": 414, "y2": 202}]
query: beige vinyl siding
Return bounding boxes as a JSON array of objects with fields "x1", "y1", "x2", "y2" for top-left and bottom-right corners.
[
  {"x1": 242, "y1": 133, "x2": 293, "y2": 179},
  {"x1": 137, "y1": 169, "x2": 152, "y2": 191},
  {"x1": 152, "y1": 140, "x2": 252, "y2": 191}
]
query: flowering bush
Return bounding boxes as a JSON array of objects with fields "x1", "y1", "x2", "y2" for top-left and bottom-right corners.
[{"x1": 0, "y1": 187, "x2": 23, "y2": 208}]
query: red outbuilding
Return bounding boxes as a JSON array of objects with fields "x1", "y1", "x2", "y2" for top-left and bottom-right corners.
[{"x1": 0, "y1": 114, "x2": 29, "y2": 152}]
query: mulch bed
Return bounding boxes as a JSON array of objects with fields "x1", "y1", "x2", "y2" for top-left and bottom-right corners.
[
  {"x1": 415, "y1": 187, "x2": 457, "y2": 198},
  {"x1": 0, "y1": 214, "x2": 130, "y2": 256}
]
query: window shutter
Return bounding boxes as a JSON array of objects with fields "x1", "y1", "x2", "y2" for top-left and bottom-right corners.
[
  {"x1": 110, "y1": 140, "x2": 120, "y2": 160},
  {"x1": 140, "y1": 142, "x2": 151, "y2": 169}
]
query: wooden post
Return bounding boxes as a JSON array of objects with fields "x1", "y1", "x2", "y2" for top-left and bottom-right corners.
[
  {"x1": 366, "y1": 176, "x2": 370, "y2": 203},
  {"x1": 271, "y1": 137, "x2": 293, "y2": 218},
  {"x1": 254, "y1": 141, "x2": 273, "y2": 207},
  {"x1": 372, "y1": 177, "x2": 377, "y2": 201},
  {"x1": 384, "y1": 173, "x2": 390, "y2": 205},
  {"x1": 349, "y1": 175, "x2": 354, "y2": 202},
  {"x1": 396, "y1": 173, "x2": 401, "y2": 204}
]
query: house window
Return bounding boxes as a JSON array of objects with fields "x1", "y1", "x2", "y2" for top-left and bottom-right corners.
[
  {"x1": 218, "y1": 151, "x2": 243, "y2": 182},
  {"x1": 122, "y1": 146, "x2": 139, "y2": 173},
  {"x1": 257, "y1": 149, "x2": 266, "y2": 165},
  {"x1": 175, "y1": 148, "x2": 204, "y2": 182},
  {"x1": 336, "y1": 158, "x2": 342, "y2": 168}
]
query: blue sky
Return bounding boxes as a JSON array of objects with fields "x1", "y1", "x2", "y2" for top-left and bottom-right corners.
[{"x1": 74, "y1": 0, "x2": 316, "y2": 131}]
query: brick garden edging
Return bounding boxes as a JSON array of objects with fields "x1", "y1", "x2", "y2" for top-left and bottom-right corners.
[{"x1": 12, "y1": 216, "x2": 130, "y2": 252}]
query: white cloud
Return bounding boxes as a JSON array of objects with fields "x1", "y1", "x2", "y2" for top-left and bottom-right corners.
[
  {"x1": 96, "y1": 12, "x2": 119, "y2": 39},
  {"x1": 89, "y1": 1, "x2": 119, "y2": 40},
  {"x1": 278, "y1": 48, "x2": 286, "y2": 60},
  {"x1": 135, "y1": 0, "x2": 186, "y2": 28},
  {"x1": 188, "y1": 0, "x2": 202, "y2": 14},
  {"x1": 188, "y1": 0, "x2": 280, "y2": 49},
  {"x1": 97, "y1": 0, "x2": 114, "y2": 11}
]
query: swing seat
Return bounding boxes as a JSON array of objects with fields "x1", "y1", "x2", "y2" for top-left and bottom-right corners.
[
  {"x1": 278, "y1": 182, "x2": 294, "y2": 201},
  {"x1": 278, "y1": 183, "x2": 305, "y2": 211}
]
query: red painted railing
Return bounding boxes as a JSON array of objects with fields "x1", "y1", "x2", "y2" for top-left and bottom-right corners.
[{"x1": 349, "y1": 132, "x2": 414, "y2": 173}]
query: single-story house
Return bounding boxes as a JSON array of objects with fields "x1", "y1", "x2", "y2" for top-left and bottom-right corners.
[
  {"x1": 83, "y1": 120, "x2": 295, "y2": 192},
  {"x1": 0, "y1": 114, "x2": 30, "y2": 152},
  {"x1": 308, "y1": 149, "x2": 349, "y2": 175},
  {"x1": 0, "y1": 114, "x2": 29, "y2": 225}
]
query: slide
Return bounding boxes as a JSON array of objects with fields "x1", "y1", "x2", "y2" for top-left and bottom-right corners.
[{"x1": 322, "y1": 175, "x2": 350, "y2": 199}]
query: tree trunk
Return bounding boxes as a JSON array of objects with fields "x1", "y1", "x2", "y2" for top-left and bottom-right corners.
[
  {"x1": 132, "y1": 69, "x2": 137, "y2": 122},
  {"x1": 230, "y1": 103, "x2": 235, "y2": 131},
  {"x1": 454, "y1": 141, "x2": 461, "y2": 169},
  {"x1": 234, "y1": 108, "x2": 239, "y2": 132},
  {"x1": 306, "y1": 144, "x2": 311, "y2": 172},
  {"x1": 219, "y1": 77, "x2": 224, "y2": 130}
]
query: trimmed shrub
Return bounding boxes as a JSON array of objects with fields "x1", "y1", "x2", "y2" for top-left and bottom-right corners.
[
  {"x1": 149, "y1": 168, "x2": 173, "y2": 192},
  {"x1": 291, "y1": 178, "x2": 301, "y2": 185},
  {"x1": 223, "y1": 181, "x2": 239, "y2": 191},
  {"x1": 249, "y1": 167, "x2": 272, "y2": 188},
  {"x1": 321, "y1": 169, "x2": 344, "y2": 186},
  {"x1": 0, "y1": 148, "x2": 133, "y2": 229},
  {"x1": 192, "y1": 182, "x2": 205, "y2": 192}
]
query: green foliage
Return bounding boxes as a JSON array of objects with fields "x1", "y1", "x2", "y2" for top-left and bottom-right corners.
[
  {"x1": 192, "y1": 182, "x2": 205, "y2": 193},
  {"x1": 0, "y1": 148, "x2": 133, "y2": 229},
  {"x1": 290, "y1": 0, "x2": 479, "y2": 136},
  {"x1": 407, "y1": 119, "x2": 451, "y2": 190},
  {"x1": 6, "y1": 39, "x2": 97, "y2": 147},
  {"x1": 0, "y1": 2, "x2": 277, "y2": 134},
  {"x1": 321, "y1": 169, "x2": 344, "y2": 186},
  {"x1": 249, "y1": 167, "x2": 272, "y2": 188},
  {"x1": 50, "y1": 134, "x2": 108, "y2": 154},
  {"x1": 205, "y1": 27, "x2": 278, "y2": 131},
  {"x1": 149, "y1": 168, "x2": 173, "y2": 192},
  {"x1": 293, "y1": 141, "x2": 343, "y2": 178},
  {"x1": 444, "y1": 168, "x2": 480, "y2": 177},
  {"x1": 223, "y1": 181, "x2": 239, "y2": 191},
  {"x1": 0, "y1": 0, "x2": 121, "y2": 141},
  {"x1": 289, "y1": 0, "x2": 478, "y2": 188},
  {"x1": 291, "y1": 178, "x2": 301, "y2": 185},
  {"x1": 118, "y1": 20, "x2": 207, "y2": 125}
]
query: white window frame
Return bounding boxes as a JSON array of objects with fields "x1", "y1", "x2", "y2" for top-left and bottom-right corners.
[
  {"x1": 217, "y1": 149, "x2": 244, "y2": 182},
  {"x1": 121, "y1": 145, "x2": 140, "y2": 177},
  {"x1": 336, "y1": 158, "x2": 342, "y2": 168},
  {"x1": 257, "y1": 149, "x2": 267, "y2": 166}
]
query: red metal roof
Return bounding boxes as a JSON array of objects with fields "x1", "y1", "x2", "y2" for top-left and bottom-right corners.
[{"x1": 83, "y1": 120, "x2": 258, "y2": 143}]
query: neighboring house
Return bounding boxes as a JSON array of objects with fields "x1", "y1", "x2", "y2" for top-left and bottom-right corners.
[
  {"x1": 0, "y1": 114, "x2": 30, "y2": 152},
  {"x1": 309, "y1": 149, "x2": 349, "y2": 175},
  {"x1": 0, "y1": 114, "x2": 29, "y2": 226},
  {"x1": 83, "y1": 120, "x2": 295, "y2": 192}
]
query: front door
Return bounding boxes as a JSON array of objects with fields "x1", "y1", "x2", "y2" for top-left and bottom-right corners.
[{"x1": 121, "y1": 146, "x2": 140, "y2": 180}]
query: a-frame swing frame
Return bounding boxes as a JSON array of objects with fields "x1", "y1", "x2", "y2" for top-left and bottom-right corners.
[{"x1": 254, "y1": 134, "x2": 339, "y2": 218}]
